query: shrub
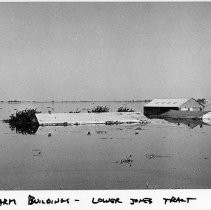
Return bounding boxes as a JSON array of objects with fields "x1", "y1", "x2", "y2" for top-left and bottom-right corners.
[
  {"x1": 117, "y1": 107, "x2": 135, "y2": 112},
  {"x1": 91, "y1": 106, "x2": 110, "y2": 113}
]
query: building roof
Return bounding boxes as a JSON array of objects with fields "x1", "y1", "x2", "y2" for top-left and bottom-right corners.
[
  {"x1": 35, "y1": 112, "x2": 150, "y2": 126},
  {"x1": 144, "y1": 99, "x2": 190, "y2": 107}
]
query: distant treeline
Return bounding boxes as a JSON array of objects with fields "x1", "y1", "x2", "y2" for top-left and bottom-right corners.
[
  {"x1": 7, "y1": 100, "x2": 21, "y2": 103},
  {"x1": 1, "y1": 100, "x2": 152, "y2": 103},
  {"x1": 2, "y1": 99, "x2": 208, "y2": 104}
]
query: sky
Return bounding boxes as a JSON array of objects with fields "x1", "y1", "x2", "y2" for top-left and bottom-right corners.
[{"x1": 0, "y1": 2, "x2": 211, "y2": 101}]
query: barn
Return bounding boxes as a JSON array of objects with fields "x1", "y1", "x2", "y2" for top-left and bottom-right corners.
[{"x1": 144, "y1": 98, "x2": 204, "y2": 117}]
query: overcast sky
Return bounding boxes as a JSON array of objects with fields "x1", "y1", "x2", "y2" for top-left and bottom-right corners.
[{"x1": 0, "y1": 2, "x2": 211, "y2": 101}]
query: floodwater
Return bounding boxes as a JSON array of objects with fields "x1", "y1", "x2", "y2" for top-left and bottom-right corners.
[{"x1": 0, "y1": 101, "x2": 211, "y2": 190}]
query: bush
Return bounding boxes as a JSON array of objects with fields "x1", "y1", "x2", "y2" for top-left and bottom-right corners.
[
  {"x1": 91, "y1": 106, "x2": 110, "y2": 113},
  {"x1": 117, "y1": 107, "x2": 135, "y2": 112}
]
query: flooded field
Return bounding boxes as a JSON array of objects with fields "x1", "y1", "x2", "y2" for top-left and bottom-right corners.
[{"x1": 0, "y1": 101, "x2": 211, "y2": 190}]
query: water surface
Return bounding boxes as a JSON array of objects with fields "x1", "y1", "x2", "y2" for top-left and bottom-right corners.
[{"x1": 0, "y1": 101, "x2": 211, "y2": 190}]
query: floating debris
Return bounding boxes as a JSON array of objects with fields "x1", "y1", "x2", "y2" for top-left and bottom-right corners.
[
  {"x1": 145, "y1": 154, "x2": 172, "y2": 159},
  {"x1": 115, "y1": 155, "x2": 133, "y2": 166},
  {"x1": 32, "y1": 149, "x2": 42, "y2": 157},
  {"x1": 69, "y1": 108, "x2": 81, "y2": 113},
  {"x1": 87, "y1": 131, "x2": 91, "y2": 136}
]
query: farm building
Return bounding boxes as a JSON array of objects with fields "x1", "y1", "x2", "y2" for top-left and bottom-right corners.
[{"x1": 144, "y1": 98, "x2": 204, "y2": 117}]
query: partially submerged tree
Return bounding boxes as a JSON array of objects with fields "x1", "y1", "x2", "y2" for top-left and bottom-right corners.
[{"x1": 3, "y1": 109, "x2": 40, "y2": 135}]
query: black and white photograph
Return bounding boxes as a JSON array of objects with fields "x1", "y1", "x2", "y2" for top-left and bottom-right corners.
[{"x1": 0, "y1": 2, "x2": 211, "y2": 192}]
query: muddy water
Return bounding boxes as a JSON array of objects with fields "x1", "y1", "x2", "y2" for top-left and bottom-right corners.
[{"x1": 0, "y1": 101, "x2": 211, "y2": 190}]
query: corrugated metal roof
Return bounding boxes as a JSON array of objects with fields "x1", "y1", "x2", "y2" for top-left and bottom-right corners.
[{"x1": 144, "y1": 99, "x2": 189, "y2": 107}]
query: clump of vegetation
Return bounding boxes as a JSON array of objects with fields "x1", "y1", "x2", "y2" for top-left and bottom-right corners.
[
  {"x1": 91, "y1": 106, "x2": 110, "y2": 113},
  {"x1": 197, "y1": 98, "x2": 207, "y2": 104},
  {"x1": 3, "y1": 109, "x2": 40, "y2": 135},
  {"x1": 117, "y1": 107, "x2": 135, "y2": 112}
]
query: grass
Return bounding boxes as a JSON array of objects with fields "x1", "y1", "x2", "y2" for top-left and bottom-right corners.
[
  {"x1": 117, "y1": 107, "x2": 135, "y2": 112},
  {"x1": 3, "y1": 109, "x2": 40, "y2": 135},
  {"x1": 91, "y1": 106, "x2": 110, "y2": 113}
]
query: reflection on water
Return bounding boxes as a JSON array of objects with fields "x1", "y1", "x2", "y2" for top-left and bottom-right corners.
[
  {"x1": 161, "y1": 118, "x2": 210, "y2": 129},
  {"x1": 8, "y1": 122, "x2": 39, "y2": 135}
]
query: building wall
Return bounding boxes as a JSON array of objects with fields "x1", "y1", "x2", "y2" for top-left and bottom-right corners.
[
  {"x1": 144, "y1": 107, "x2": 179, "y2": 116},
  {"x1": 180, "y1": 98, "x2": 204, "y2": 111},
  {"x1": 143, "y1": 98, "x2": 204, "y2": 117}
]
